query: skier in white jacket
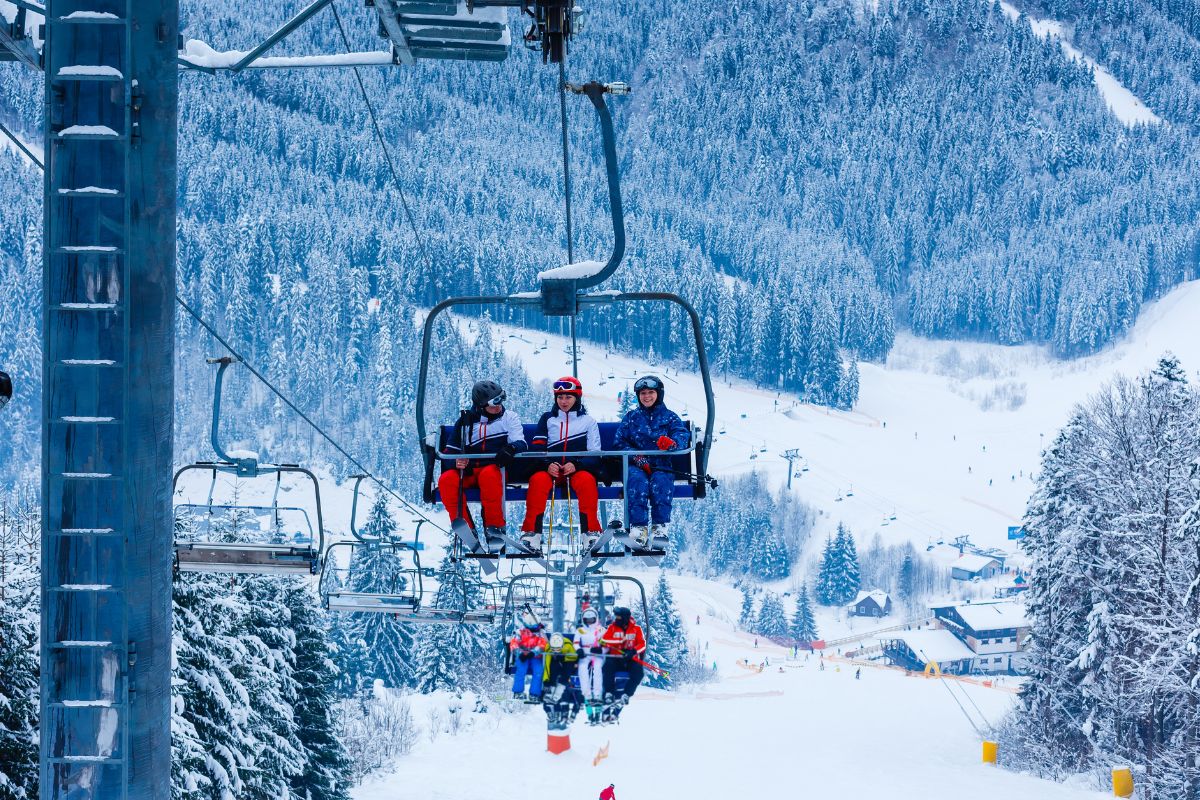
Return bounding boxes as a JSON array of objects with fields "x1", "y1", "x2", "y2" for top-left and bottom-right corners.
[{"x1": 577, "y1": 607, "x2": 605, "y2": 721}]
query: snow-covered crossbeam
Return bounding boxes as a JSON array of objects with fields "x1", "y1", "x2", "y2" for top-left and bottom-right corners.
[
  {"x1": 179, "y1": 39, "x2": 393, "y2": 70},
  {"x1": 536, "y1": 260, "x2": 607, "y2": 281}
]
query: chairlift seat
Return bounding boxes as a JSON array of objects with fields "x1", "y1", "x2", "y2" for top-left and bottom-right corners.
[
  {"x1": 376, "y1": 0, "x2": 510, "y2": 63},
  {"x1": 174, "y1": 542, "x2": 319, "y2": 575},
  {"x1": 324, "y1": 591, "x2": 420, "y2": 613},
  {"x1": 425, "y1": 422, "x2": 706, "y2": 504}
]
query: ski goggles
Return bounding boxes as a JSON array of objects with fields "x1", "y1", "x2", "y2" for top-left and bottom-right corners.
[
  {"x1": 634, "y1": 377, "x2": 662, "y2": 392},
  {"x1": 486, "y1": 391, "x2": 506, "y2": 406},
  {"x1": 553, "y1": 380, "x2": 578, "y2": 392}
]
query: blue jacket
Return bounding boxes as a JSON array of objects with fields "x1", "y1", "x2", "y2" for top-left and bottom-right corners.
[{"x1": 614, "y1": 403, "x2": 690, "y2": 467}]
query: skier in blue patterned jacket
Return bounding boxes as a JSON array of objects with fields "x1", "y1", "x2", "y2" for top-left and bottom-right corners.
[{"x1": 614, "y1": 375, "x2": 689, "y2": 546}]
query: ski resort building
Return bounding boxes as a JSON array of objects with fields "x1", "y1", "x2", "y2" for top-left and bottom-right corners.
[
  {"x1": 929, "y1": 600, "x2": 1031, "y2": 674},
  {"x1": 881, "y1": 629, "x2": 975, "y2": 674},
  {"x1": 948, "y1": 553, "x2": 1002, "y2": 581},
  {"x1": 848, "y1": 589, "x2": 892, "y2": 618}
]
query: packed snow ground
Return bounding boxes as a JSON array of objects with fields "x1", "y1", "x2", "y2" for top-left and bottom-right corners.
[{"x1": 352, "y1": 572, "x2": 1106, "y2": 800}]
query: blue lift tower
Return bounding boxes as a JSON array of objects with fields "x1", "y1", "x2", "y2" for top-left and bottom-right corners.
[{"x1": 40, "y1": 0, "x2": 177, "y2": 794}]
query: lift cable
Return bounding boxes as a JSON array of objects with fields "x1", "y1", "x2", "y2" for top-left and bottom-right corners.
[
  {"x1": 0, "y1": 119, "x2": 42, "y2": 169},
  {"x1": 329, "y1": 1, "x2": 436, "y2": 277},
  {"x1": 175, "y1": 295, "x2": 451, "y2": 536}
]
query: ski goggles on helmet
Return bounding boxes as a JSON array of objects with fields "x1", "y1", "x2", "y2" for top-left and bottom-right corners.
[
  {"x1": 485, "y1": 390, "x2": 506, "y2": 406},
  {"x1": 552, "y1": 377, "x2": 583, "y2": 395},
  {"x1": 634, "y1": 376, "x2": 663, "y2": 393}
]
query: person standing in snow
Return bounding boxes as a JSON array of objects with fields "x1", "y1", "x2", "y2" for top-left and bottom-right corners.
[
  {"x1": 599, "y1": 785, "x2": 616, "y2": 800},
  {"x1": 614, "y1": 375, "x2": 689, "y2": 547},
  {"x1": 509, "y1": 613, "x2": 547, "y2": 700},
  {"x1": 438, "y1": 380, "x2": 527, "y2": 548},
  {"x1": 576, "y1": 607, "x2": 606, "y2": 720},
  {"x1": 521, "y1": 376, "x2": 604, "y2": 551},
  {"x1": 601, "y1": 607, "x2": 647, "y2": 705}
]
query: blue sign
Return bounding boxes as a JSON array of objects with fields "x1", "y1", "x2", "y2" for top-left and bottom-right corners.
[{"x1": 1007, "y1": 526, "x2": 1026, "y2": 540}]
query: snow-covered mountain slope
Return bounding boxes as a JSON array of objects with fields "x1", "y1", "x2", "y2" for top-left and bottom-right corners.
[
  {"x1": 484, "y1": 279, "x2": 1200, "y2": 556},
  {"x1": 351, "y1": 571, "x2": 1106, "y2": 800},
  {"x1": 999, "y1": 1, "x2": 1161, "y2": 125}
]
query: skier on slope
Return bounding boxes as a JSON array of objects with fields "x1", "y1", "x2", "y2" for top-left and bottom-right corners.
[
  {"x1": 599, "y1": 785, "x2": 616, "y2": 800},
  {"x1": 613, "y1": 375, "x2": 689, "y2": 547},
  {"x1": 520, "y1": 376, "x2": 604, "y2": 552},
  {"x1": 509, "y1": 612, "x2": 548, "y2": 701},
  {"x1": 601, "y1": 607, "x2": 647, "y2": 709},
  {"x1": 576, "y1": 607, "x2": 606, "y2": 722},
  {"x1": 438, "y1": 380, "x2": 527, "y2": 549}
]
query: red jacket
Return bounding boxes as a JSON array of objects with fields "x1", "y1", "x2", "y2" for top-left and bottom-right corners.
[
  {"x1": 600, "y1": 621, "x2": 646, "y2": 656},
  {"x1": 510, "y1": 628, "x2": 547, "y2": 652},
  {"x1": 599, "y1": 786, "x2": 616, "y2": 800}
]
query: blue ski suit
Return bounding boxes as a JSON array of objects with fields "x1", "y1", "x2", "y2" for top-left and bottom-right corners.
[{"x1": 614, "y1": 401, "x2": 690, "y2": 525}]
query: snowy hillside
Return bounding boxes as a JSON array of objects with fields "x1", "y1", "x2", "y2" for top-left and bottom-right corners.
[
  {"x1": 483, "y1": 279, "x2": 1200, "y2": 557},
  {"x1": 351, "y1": 571, "x2": 1107, "y2": 800}
]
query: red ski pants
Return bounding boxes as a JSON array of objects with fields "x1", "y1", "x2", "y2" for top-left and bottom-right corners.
[
  {"x1": 439, "y1": 465, "x2": 506, "y2": 528},
  {"x1": 522, "y1": 469, "x2": 601, "y2": 532}
]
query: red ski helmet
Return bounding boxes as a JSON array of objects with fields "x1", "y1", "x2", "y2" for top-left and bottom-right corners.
[{"x1": 552, "y1": 376, "x2": 583, "y2": 397}]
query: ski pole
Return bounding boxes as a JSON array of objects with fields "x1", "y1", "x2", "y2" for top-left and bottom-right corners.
[{"x1": 633, "y1": 655, "x2": 669, "y2": 677}]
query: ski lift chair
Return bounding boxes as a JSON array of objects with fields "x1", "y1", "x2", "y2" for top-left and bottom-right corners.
[
  {"x1": 415, "y1": 82, "x2": 716, "y2": 570},
  {"x1": 320, "y1": 476, "x2": 425, "y2": 613},
  {"x1": 173, "y1": 357, "x2": 325, "y2": 575}
]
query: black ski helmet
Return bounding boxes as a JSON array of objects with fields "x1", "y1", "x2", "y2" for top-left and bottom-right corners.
[
  {"x1": 613, "y1": 606, "x2": 631, "y2": 621},
  {"x1": 633, "y1": 375, "x2": 664, "y2": 405},
  {"x1": 471, "y1": 380, "x2": 506, "y2": 409}
]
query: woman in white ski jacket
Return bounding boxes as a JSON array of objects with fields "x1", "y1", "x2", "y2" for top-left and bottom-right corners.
[{"x1": 576, "y1": 607, "x2": 606, "y2": 705}]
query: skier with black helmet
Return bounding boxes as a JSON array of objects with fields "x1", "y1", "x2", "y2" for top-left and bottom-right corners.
[
  {"x1": 600, "y1": 606, "x2": 647, "y2": 712},
  {"x1": 614, "y1": 375, "x2": 690, "y2": 547},
  {"x1": 521, "y1": 376, "x2": 604, "y2": 552},
  {"x1": 438, "y1": 379, "x2": 527, "y2": 548}
]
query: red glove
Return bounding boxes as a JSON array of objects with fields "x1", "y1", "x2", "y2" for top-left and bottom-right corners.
[
  {"x1": 633, "y1": 456, "x2": 653, "y2": 476},
  {"x1": 656, "y1": 435, "x2": 677, "y2": 451}
]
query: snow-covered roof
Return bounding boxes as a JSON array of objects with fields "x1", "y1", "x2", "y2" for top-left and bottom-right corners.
[
  {"x1": 949, "y1": 553, "x2": 1001, "y2": 572},
  {"x1": 849, "y1": 589, "x2": 890, "y2": 607},
  {"x1": 949, "y1": 601, "x2": 1029, "y2": 632},
  {"x1": 890, "y1": 629, "x2": 975, "y2": 663}
]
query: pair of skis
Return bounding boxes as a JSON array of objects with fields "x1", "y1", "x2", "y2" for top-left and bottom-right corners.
[{"x1": 571, "y1": 525, "x2": 665, "y2": 579}]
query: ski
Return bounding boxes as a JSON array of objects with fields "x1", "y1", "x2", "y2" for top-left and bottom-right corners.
[{"x1": 451, "y1": 518, "x2": 497, "y2": 575}]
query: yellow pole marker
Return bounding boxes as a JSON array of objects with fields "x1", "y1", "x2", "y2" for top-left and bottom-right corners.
[
  {"x1": 1112, "y1": 766, "x2": 1133, "y2": 798},
  {"x1": 982, "y1": 741, "x2": 998, "y2": 764}
]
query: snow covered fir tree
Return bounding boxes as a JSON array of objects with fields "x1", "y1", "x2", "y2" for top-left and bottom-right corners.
[{"x1": 6, "y1": 0, "x2": 1200, "y2": 791}]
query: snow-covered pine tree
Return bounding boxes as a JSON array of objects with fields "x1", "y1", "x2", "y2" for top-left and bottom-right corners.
[
  {"x1": 414, "y1": 557, "x2": 493, "y2": 693},
  {"x1": 755, "y1": 592, "x2": 789, "y2": 640},
  {"x1": 286, "y1": 582, "x2": 353, "y2": 800},
  {"x1": 838, "y1": 526, "x2": 861, "y2": 604},
  {"x1": 737, "y1": 586, "x2": 756, "y2": 628},
  {"x1": 790, "y1": 585, "x2": 819, "y2": 644},
  {"x1": 897, "y1": 553, "x2": 915, "y2": 603},
  {"x1": 0, "y1": 496, "x2": 39, "y2": 800},
  {"x1": 1007, "y1": 355, "x2": 1200, "y2": 794},
  {"x1": 341, "y1": 497, "x2": 417, "y2": 690},
  {"x1": 173, "y1": 574, "x2": 257, "y2": 799},
  {"x1": 239, "y1": 578, "x2": 305, "y2": 800},
  {"x1": 748, "y1": 522, "x2": 791, "y2": 581},
  {"x1": 644, "y1": 572, "x2": 687, "y2": 688},
  {"x1": 815, "y1": 536, "x2": 839, "y2": 606}
]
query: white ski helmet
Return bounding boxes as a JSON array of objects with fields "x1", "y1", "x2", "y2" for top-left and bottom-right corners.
[{"x1": 581, "y1": 608, "x2": 598, "y2": 625}]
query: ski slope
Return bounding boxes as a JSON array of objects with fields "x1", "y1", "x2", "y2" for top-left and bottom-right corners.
[
  {"x1": 352, "y1": 571, "x2": 1107, "y2": 800},
  {"x1": 482, "y1": 280, "x2": 1200, "y2": 558}
]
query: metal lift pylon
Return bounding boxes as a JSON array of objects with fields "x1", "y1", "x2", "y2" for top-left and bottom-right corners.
[{"x1": 41, "y1": 0, "x2": 177, "y2": 795}]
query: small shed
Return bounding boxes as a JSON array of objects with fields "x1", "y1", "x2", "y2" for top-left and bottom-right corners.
[
  {"x1": 848, "y1": 589, "x2": 892, "y2": 618},
  {"x1": 950, "y1": 553, "x2": 1001, "y2": 581}
]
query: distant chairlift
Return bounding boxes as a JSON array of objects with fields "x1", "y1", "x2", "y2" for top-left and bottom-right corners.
[
  {"x1": 319, "y1": 476, "x2": 495, "y2": 624},
  {"x1": 173, "y1": 357, "x2": 325, "y2": 575}
]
